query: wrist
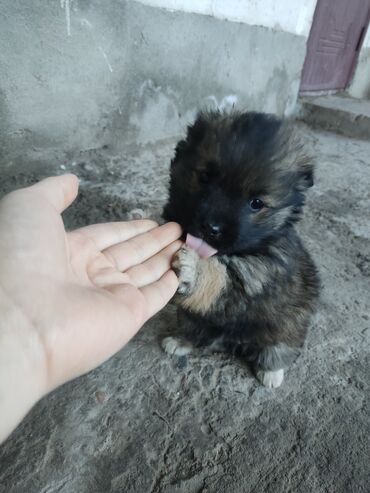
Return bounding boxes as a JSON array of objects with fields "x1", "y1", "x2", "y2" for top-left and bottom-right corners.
[{"x1": 0, "y1": 287, "x2": 47, "y2": 443}]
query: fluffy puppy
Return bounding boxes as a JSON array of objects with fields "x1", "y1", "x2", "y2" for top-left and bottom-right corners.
[{"x1": 162, "y1": 110, "x2": 319, "y2": 388}]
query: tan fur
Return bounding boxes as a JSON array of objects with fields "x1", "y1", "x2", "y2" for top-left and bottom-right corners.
[
  {"x1": 270, "y1": 206, "x2": 294, "y2": 230},
  {"x1": 233, "y1": 256, "x2": 270, "y2": 296},
  {"x1": 180, "y1": 257, "x2": 227, "y2": 315}
]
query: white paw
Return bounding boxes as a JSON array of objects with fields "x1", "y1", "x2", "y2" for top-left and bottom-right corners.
[
  {"x1": 172, "y1": 247, "x2": 199, "y2": 295},
  {"x1": 127, "y1": 208, "x2": 148, "y2": 220},
  {"x1": 161, "y1": 337, "x2": 193, "y2": 356},
  {"x1": 256, "y1": 369, "x2": 284, "y2": 389}
]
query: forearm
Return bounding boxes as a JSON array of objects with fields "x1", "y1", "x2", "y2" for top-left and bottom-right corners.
[{"x1": 0, "y1": 289, "x2": 46, "y2": 443}]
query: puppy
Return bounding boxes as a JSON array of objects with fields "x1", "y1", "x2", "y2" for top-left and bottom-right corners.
[{"x1": 162, "y1": 110, "x2": 319, "y2": 388}]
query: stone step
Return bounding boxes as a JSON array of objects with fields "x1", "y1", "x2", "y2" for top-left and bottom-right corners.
[{"x1": 298, "y1": 94, "x2": 370, "y2": 140}]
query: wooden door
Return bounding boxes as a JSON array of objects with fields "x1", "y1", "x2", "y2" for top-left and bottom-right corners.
[{"x1": 300, "y1": 0, "x2": 370, "y2": 93}]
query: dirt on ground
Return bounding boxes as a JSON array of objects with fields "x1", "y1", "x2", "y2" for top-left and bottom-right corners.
[{"x1": 0, "y1": 125, "x2": 369, "y2": 493}]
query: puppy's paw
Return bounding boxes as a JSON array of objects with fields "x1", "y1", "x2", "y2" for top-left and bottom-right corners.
[
  {"x1": 161, "y1": 337, "x2": 194, "y2": 356},
  {"x1": 256, "y1": 369, "x2": 284, "y2": 389},
  {"x1": 172, "y1": 247, "x2": 199, "y2": 295},
  {"x1": 127, "y1": 208, "x2": 149, "y2": 220}
]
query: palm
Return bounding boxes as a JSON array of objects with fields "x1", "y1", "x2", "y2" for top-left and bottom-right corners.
[{"x1": 0, "y1": 175, "x2": 181, "y2": 391}]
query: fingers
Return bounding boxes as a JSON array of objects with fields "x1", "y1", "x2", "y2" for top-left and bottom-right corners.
[
  {"x1": 89, "y1": 267, "x2": 132, "y2": 288},
  {"x1": 28, "y1": 174, "x2": 79, "y2": 213},
  {"x1": 125, "y1": 240, "x2": 182, "y2": 287},
  {"x1": 103, "y1": 222, "x2": 182, "y2": 272},
  {"x1": 140, "y1": 270, "x2": 179, "y2": 322},
  {"x1": 91, "y1": 240, "x2": 181, "y2": 289},
  {"x1": 75, "y1": 219, "x2": 158, "y2": 251},
  {"x1": 105, "y1": 269, "x2": 178, "y2": 327},
  {"x1": 104, "y1": 283, "x2": 145, "y2": 328}
]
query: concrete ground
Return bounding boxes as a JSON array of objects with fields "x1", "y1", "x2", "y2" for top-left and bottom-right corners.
[{"x1": 0, "y1": 125, "x2": 369, "y2": 493}]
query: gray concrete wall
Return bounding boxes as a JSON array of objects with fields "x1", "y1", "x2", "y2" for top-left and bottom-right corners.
[
  {"x1": 348, "y1": 47, "x2": 370, "y2": 100},
  {"x1": 0, "y1": 0, "x2": 307, "y2": 161},
  {"x1": 348, "y1": 26, "x2": 370, "y2": 100}
]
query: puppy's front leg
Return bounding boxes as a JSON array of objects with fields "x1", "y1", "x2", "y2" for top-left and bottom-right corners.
[
  {"x1": 162, "y1": 248, "x2": 226, "y2": 356},
  {"x1": 172, "y1": 247, "x2": 227, "y2": 315},
  {"x1": 172, "y1": 247, "x2": 200, "y2": 295}
]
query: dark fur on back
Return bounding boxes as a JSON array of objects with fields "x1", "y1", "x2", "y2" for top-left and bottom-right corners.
[{"x1": 163, "y1": 110, "x2": 320, "y2": 381}]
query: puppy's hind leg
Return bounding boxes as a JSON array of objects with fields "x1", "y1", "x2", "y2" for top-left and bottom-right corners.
[
  {"x1": 252, "y1": 344, "x2": 299, "y2": 389},
  {"x1": 161, "y1": 336, "x2": 194, "y2": 356},
  {"x1": 161, "y1": 309, "x2": 196, "y2": 357},
  {"x1": 255, "y1": 368, "x2": 285, "y2": 389}
]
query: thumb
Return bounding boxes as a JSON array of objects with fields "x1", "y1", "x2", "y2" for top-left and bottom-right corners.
[{"x1": 28, "y1": 174, "x2": 79, "y2": 213}]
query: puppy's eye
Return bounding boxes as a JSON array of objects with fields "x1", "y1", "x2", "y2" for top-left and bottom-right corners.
[
  {"x1": 199, "y1": 171, "x2": 210, "y2": 184},
  {"x1": 249, "y1": 198, "x2": 264, "y2": 212}
]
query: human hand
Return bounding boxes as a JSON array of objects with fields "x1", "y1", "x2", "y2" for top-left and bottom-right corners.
[{"x1": 0, "y1": 175, "x2": 181, "y2": 442}]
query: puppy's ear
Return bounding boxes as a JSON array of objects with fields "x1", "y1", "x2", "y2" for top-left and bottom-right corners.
[
  {"x1": 186, "y1": 112, "x2": 207, "y2": 146},
  {"x1": 301, "y1": 168, "x2": 314, "y2": 188},
  {"x1": 171, "y1": 139, "x2": 187, "y2": 168},
  {"x1": 297, "y1": 161, "x2": 314, "y2": 190},
  {"x1": 286, "y1": 126, "x2": 315, "y2": 190},
  {"x1": 171, "y1": 113, "x2": 208, "y2": 168}
]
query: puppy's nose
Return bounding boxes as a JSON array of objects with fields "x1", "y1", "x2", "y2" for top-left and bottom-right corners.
[{"x1": 202, "y1": 222, "x2": 222, "y2": 239}]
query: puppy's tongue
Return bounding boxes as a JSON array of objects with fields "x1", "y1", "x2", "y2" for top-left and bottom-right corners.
[{"x1": 185, "y1": 233, "x2": 218, "y2": 258}]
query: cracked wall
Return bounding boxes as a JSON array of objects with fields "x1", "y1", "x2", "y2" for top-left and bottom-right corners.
[{"x1": 0, "y1": 0, "x2": 308, "y2": 160}]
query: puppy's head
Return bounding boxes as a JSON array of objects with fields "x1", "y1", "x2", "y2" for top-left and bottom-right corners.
[{"x1": 163, "y1": 110, "x2": 314, "y2": 255}]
